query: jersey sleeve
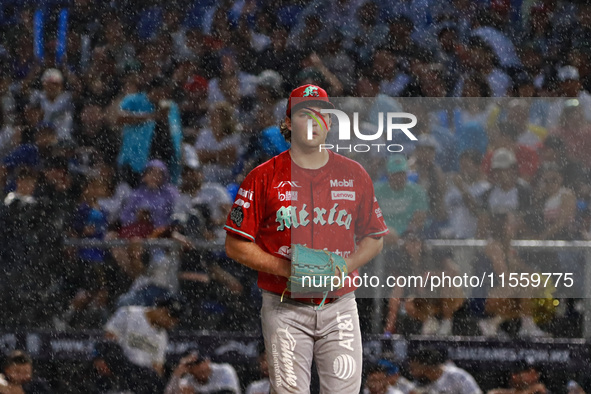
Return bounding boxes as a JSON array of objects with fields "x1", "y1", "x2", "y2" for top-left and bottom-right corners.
[
  {"x1": 355, "y1": 169, "x2": 389, "y2": 240},
  {"x1": 224, "y1": 167, "x2": 266, "y2": 242}
]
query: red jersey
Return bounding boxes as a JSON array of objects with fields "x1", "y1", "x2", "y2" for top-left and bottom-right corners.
[{"x1": 224, "y1": 150, "x2": 389, "y2": 296}]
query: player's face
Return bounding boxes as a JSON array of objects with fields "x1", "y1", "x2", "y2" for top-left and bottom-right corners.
[{"x1": 287, "y1": 107, "x2": 331, "y2": 149}]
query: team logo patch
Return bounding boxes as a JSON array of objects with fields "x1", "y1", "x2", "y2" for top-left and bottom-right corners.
[
  {"x1": 333, "y1": 354, "x2": 356, "y2": 380},
  {"x1": 302, "y1": 86, "x2": 319, "y2": 97},
  {"x1": 230, "y1": 206, "x2": 244, "y2": 227},
  {"x1": 331, "y1": 191, "x2": 355, "y2": 201}
]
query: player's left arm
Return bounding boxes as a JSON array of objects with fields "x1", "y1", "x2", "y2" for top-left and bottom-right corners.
[{"x1": 344, "y1": 236, "x2": 383, "y2": 273}]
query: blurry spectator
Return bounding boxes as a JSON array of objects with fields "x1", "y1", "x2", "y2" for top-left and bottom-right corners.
[
  {"x1": 59, "y1": 176, "x2": 111, "y2": 329},
  {"x1": 474, "y1": 213, "x2": 548, "y2": 338},
  {"x1": 84, "y1": 340, "x2": 164, "y2": 394},
  {"x1": 95, "y1": 162, "x2": 132, "y2": 224},
  {"x1": 255, "y1": 69, "x2": 286, "y2": 123},
  {"x1": 454, "y1": 72, "x2": 491, "y2": 157},
  {"x1": 120, "y1": 159, "x2": 179, "y2": 231},
  {"x1": 256, "y1": 24, "x2": 302, "y2": 92},
  {"x1": 533, "y1": 162, "x2": 577, "y2": 241},
  {"x1": 532, "y1": 162, "x2": 582, "y2": 297},
  {"x1": 537, "y1": 135, "x2": 583, "y2": 192},
  {"x1": 479, "y1": 148, "x2": 532, "y2": 237},
  {"x1": 372, "y1": 47, "x2": 404, "y2": 98},
  {"x1": 82, "y1": 48, "x2": 120, "y2": 108},
  {"x1": 397, "y1": 104, "x2": 456, "y2": 172},
  {"x1": 519, "y1": 3, "x2": 557, "y2": 59},
  {"x1": 29, "y1": 68, "x2": 74, "y2": 141},
  {"x1": 553, "y1": 98, "x2": 591, "y2": 172},
  {"x1": 342, "y1": 1, "x2": 388, "y2": 66},
  {"x1": 568, "y1": 48, "x2": 591, "y2": 95},
  {"x1": 298, "y1": 51, "x2": 344, "y2": 96},
  {"x1": 104, "y1": 293, "x2": 185, "y2": 376},
  {"x1": 408, "y1": 348, "x2": 482, "y2": 394},
  {"x1": 517, "y1": 43, "x2": 545, "y2": 92},
  {"x1": 182, "y1": 29, "x2": 219, "y2": 79},
  {"x1": 195, "y1": 102, "x2": 243, "y2": 185},
  {"x1": 116, "y1": 76, "x2": 182, "y2": 185},
  {"x1": 457, "y1": 37, "x2": 512, "y2": 97},
  {"x1": 412, "y1": 134, "x2": 449, "y2": 237},
  {"x1": 165, "y1": 348, "x2": 241, "y2": 394},
  {"x1": 0, "y1": 166, "x2": 61, "y2": 328},
  {"x1": 376, "y1": 357, "x2": 416, "y2": 394},
  {"x1": 417, "y1": 64, "x2": 449, "y2": 98},
  {"x1": 74, "y1": 103, "x2": 119, "y2": 164},
  {"x1": 502, "y1": 99, "x2": 548, "y2": 149},
  {"x1": 96, "y1": 19, "x2": 136, "y2": 74},
  {"x1": 114, "y1": 160, "x2": 179, "y2": 279},
  {"x1": 374, "y1": 155, "x2": 428, "y2": 239},
  {"x1": 488, "y1": 361, "x2": 548, "y2": 394},
  {"x1": 363, "y1": 364, "x2": 402, "y2": 394},
  {"x1": 245, "y1": 346, "x2": 270, "y2": 394},
  {"x1": 384, "y1": 232, "x2": 464, "y2": 336},
  {"x1": 546, "y1": 66, "x2": 591, "y2": 129},
  {"x1": 471, "y1": 10, "x2": 521, "y2": 70},
  {"x1": 0, "y1": 350, "x2": 52, "y2": 394},
  {"x1": 443, "y1": 150, "x2": 490, "y2": 239},
  {"x1": 317, "y1": 32, "x2": 356, "y2": 95},
  {"x1": 207, "y1": 52, "x2": 257, "y2": 108},
  {"x1": 0, "y1": 68, "x2": 16, "y2": 127},
  {"x1": 174, "y1": 62, "x2": 209, "y2": 129},
  {"x1": 379, "y1": 15, "x2": 421, "y2": 59},
  {"x1": 482, "y1": 123, "x2": 539, "y2": 182},
  {"x1": 288, "y1": 13, "x2": 326, "y2": 52},
  {"x1": 435, "y1": 24, "x2": 463, "y2": 92}
]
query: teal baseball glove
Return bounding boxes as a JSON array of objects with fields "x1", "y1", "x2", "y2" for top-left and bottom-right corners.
[{"x1": 288, "y1": 244, "x2": 348, "y2": 294}]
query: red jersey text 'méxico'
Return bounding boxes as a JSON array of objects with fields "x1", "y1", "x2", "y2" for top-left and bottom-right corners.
[{"x1": 224, "y1": 150, "x2": 389, "y2": 296}]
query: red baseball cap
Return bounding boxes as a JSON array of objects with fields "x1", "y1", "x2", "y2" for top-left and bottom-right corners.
[{"x1": 286, "y1": 84, "x2": 334, "y2": 117}]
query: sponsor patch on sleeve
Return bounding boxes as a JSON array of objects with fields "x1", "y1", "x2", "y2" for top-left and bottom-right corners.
[{"x1": 230, "y1": 206, "x2": 244, "y2": 227}]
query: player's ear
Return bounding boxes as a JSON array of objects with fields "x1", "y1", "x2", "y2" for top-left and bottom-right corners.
[{"x1": 285, "y1": 116, "x2": 292, "y2": 130}]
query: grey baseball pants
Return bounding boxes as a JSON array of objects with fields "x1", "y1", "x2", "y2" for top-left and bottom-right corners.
[{"x1": 261, "y1": 291, "x2": 363, "y2": 394}]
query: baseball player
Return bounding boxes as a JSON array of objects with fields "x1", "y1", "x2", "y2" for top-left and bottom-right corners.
[{"x1": 225, "y1": 84, "x2": 388, "y2": 393}]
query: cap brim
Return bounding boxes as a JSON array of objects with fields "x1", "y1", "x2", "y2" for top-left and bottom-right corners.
[{"x1": 288, "y1": 100, "x2": 334, "y2": 116}]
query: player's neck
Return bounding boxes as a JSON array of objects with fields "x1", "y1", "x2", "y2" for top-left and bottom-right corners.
[{"x1": 289, "y1": 146, "x2": 329, "y2": 169}]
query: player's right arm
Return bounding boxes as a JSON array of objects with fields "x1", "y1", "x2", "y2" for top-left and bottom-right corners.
[
  {"x1": 224, "y1": 164, "x2": 291, "y2": 278},
  {"x1": 225, "y1": 234, "x2": 290, "y2": 278}
]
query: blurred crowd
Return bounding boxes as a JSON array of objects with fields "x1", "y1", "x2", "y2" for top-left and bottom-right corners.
[
  {"x1": 1, "y1": 344, "x2": 589, "y2": 393},
  {"x1": 0, "y1": 0, "x2": 591, "y2": 342}
]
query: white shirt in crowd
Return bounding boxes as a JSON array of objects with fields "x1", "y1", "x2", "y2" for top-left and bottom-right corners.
[
  {"x1": 104, "y1": 306, "x2": 167, "y2": 370},
  {"x1": 194, "y1": 128, "x2": 244, "y2": 184},
  {"x1": 30, "y1": 90, "x2": 74, "y2": 141},
  {"x1": 179, "y1": 363, "x2": 241, "y2": 394},
  {"x1": 245, "y1": 378, "x2": 270, "y2": 394},
  {"x1": 444, "y1": 180, "x2": 491, "y2": 239},
  {"x1": 421, "y1": 364, "x2": 482, "y2": 394}
]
